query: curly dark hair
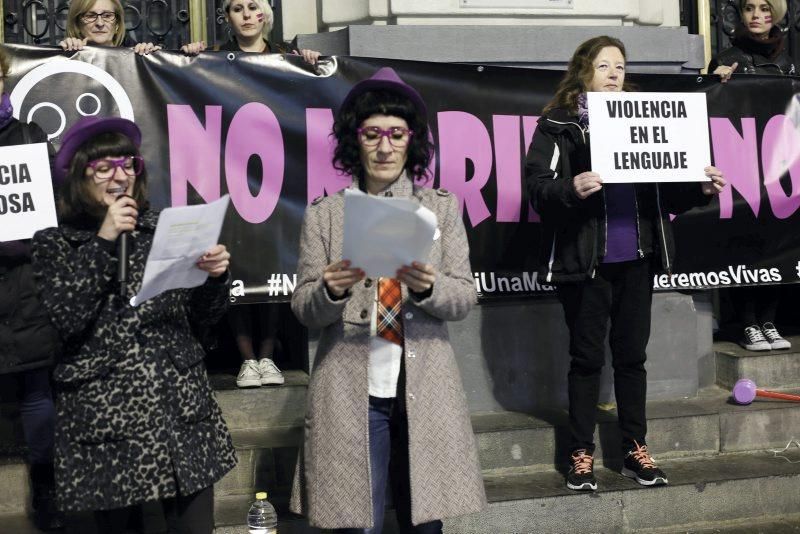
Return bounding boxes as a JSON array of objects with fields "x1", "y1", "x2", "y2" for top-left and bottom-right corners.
[
  {"x1": 58, "y1": 132, "x2": 149, "y2": 226},
  {"x1": 333, "y1": 89, "x2": 433, "y2": 184},
  {"x1": 543, "y1": 35, "x2": 635, "y2": 116}
]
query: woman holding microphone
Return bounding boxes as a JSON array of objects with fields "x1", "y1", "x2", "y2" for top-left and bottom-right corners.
[{"x1": 32, "y1": 116, "x2": 236, "y2": 533}]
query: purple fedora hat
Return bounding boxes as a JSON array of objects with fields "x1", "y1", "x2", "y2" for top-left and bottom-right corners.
[
  {"x1": 340, "y1": 67, "x2": 427, "y2": 118},
  {"x1": 54, "y1": 116, "x2": 142, "y2": 184}
]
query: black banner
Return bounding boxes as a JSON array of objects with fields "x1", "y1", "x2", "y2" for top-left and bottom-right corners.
[{"x1": 4, "y1": 44, "x2": 800, "y2": 302}]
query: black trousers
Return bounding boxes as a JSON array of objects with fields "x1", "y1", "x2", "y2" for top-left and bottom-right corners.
[
  {"x1": 91, "y1": 485, "x2": 214, "y2": 534},
  {"x1": 557, "y1": 258, "x2": 653, "y2": 454}
]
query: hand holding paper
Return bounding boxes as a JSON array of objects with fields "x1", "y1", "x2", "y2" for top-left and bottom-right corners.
[
  {"x1": 130, "y1": 195, "x2": 230, "y2": 306},
  {"x1": 342, "y1": 189, "x2": 438, "y2": 278}
]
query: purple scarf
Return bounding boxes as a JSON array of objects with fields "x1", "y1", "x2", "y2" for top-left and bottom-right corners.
[
  {"x1": 0, "y1": 93, "x2": 14, "y2": 130},
  {"x1": 577, "y1": 93, "x2": 589, "y2": 128}
]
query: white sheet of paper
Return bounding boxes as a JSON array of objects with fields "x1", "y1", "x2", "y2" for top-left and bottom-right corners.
[
  {"x1": 131, "y1": 195, "x2": 230, "y2": 307},
  {"x1": 588, "y1": 92, "x2": 711, "y2": 183},
  {"x1": 0, "y1": 143, "x2": 58, "y2": 242},
  {"x1": 342, "y1": 189, "x2": 438, "y2": 278}
]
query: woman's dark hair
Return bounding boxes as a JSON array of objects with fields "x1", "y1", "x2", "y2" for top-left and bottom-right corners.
[
  {"x1": 58, "y1": 132, "x2": 149, "y2": 225},
  {"x1": 332, "y1": 90, "x2": 433, "y2": 184},
  {"x1": 543, "y1": 35, "x2": 635, "y2": 115}
]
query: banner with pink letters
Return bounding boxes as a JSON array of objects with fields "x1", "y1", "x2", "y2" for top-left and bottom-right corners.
[{"x1": 4, "y1": 44, "x2": 800, "y2": 302}]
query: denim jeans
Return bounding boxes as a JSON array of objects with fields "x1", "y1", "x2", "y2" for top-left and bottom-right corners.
[{"x1": 333, "y1": 396, "x2": 443, "y2": 534}]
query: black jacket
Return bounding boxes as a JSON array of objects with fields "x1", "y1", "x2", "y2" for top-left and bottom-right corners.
[
  {"x1": 215, "y1": 38, "x2": 291, "y2": 53},
  {"x1": 708, "y1": 26, "x2": 795, "y2": 75},
  {"x1": 0, "y1": 119, "x2": 61, "y2": 374},
  {"x1": 525, "y1": 108, "x2": 711, "y2": 284},
  {"x1": 32, "y1": 210, "x2": 236, "y2": 511}
]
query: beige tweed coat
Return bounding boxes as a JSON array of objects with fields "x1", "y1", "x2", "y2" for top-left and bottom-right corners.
[{"x1": 289, "y1": 175, "x2": 487, "y2": 528}]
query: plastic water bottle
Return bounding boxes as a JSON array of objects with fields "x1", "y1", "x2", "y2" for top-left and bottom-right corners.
[{"x1": 247, "y1": 491, "x2": 277, "y2": 534}]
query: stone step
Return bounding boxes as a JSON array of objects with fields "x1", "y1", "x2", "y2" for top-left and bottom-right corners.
[
  {"x1": 715, "y1": 337, "x2": 800, "y2": 390},
  {"x1": 213, "y1": 384, "x2": 800, "y2": 500},
  {"x1": 215, "y1": 450, "x2": 800, "y2": 533}
]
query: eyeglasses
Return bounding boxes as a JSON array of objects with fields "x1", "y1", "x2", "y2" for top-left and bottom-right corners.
[
  {"x1": 86, "y1": 156, "x2": 143, "y2": 182},
  {"x1": 357, "y1": 126, "x2": 414, "y2": 148},
  {"x1": 80, "y1": 11, "x2": 117, "y2": 24}
]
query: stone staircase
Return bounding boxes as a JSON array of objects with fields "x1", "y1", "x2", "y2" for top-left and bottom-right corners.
[{"x1": 3, "y1": 339, "x2": 800, "y2": 533}]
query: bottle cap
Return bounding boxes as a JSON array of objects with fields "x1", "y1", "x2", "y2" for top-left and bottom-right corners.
[{"x1": 255, "y1": 491, "x2": 267, "y2": 500}]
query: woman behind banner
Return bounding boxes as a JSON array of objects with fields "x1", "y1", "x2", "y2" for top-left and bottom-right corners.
[
  {"x1": 0, "y1": 46, "x2": 63, "y2": 531},
  {"x1": 31, "y1": 117, "x2": 236, "y2": 533},
  {"x1": 290, "y1": 67, "x2": 486, "y2": 532},
  {"x1": 709, "y1": 0, "x2": 794, "y2": 352},
  {"x1": 60, "y1": 0, "x2": 160, "y2": 55},
  {"x1": 180, "y1": 0, "x2": 319, "y2": 64},
  {"x1": 526, "y1": 35, "x2": 726, "y2": 492}
]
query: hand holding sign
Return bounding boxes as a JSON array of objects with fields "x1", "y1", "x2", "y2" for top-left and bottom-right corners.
[
  {"x1": 701, "y1": 166, "x2": 726, "y2": 196},
  {"x1": 573, "y1": 171, "x2": 603, "y2": 199}
]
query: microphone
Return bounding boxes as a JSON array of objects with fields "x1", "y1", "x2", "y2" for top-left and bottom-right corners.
[{"x1": 117, "y1": 231, "x2": 129, "y2": 297}]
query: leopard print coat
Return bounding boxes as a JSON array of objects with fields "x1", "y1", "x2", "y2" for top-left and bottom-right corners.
[{"x1": 32, "y1": 209, "x2": 236, "y2": 512}]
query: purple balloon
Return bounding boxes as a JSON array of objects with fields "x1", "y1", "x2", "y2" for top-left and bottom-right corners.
[{"x1": 733, "y1": 378, "x2": 757, "y2": 405}]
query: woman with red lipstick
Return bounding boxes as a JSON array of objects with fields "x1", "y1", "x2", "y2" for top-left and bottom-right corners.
[
  {"x1": 527, "y1": 35, "x2": 726, "y2": 493},
  {"x1": 60, "y1": 0, "x2": 161, "y2": 56},
  {"x1": 709, "y1": 0, "x2": 794, "y2": 353},
  {"x1": 709, "y1": 0, "x2": 794, "y2": 79},
  {"x1": 31, "y1": 117, "x2": 236, "y2": 533}
]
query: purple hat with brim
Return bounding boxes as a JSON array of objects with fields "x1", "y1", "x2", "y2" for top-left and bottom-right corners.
[
  {"x1": 54, "y1": 116, "x2": 142, "y2": 184},
  {"x1": 340, "y1": 67, "x2": 428, "y2": 118}
]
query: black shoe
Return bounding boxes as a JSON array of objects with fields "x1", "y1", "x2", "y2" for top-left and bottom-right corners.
[
  {"x1": 30, "y1": 463, "x2": 65, "y2": 531},
  {"x1": 621, "y1": 442, "x2": 668, "y2": 486},
  {"x1": 566, "y1": 449, "x2": 597, "y2": 491}
]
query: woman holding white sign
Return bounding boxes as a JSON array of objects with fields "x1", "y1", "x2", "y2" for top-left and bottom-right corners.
[
  {"x1": 31, "y1": 116, "x2": 235, "y2": 533},
  {"x1": 526, "y1": 35, "x2": 726, "y2": 493},
  {"x1": 0, "y1": 46, "x2": 64, "y2": 531}
]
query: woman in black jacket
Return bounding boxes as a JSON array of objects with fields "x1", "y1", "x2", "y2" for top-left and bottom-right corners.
[
  {"x1": 180, "y1": 0, "x2": 320, "y2": 64},
  {"x1": 709, "y1": 0, "x2": 794, "y2": 352},
  {"x1": 709, "y1": 0, "x2": 794, "y2": 80},
  {"x1": 32, "y1": 116, "x2": 236, "y2": 533},
  {"x1": 526, "y1": 35, "x2": 725, "y2": 493},
  {"x1": 0, "y1": 46, "x2": 63, "y2": 531}
]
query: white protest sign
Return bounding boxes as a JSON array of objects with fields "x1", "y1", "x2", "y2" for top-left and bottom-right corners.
[
  {"x1": 0, "y1": 143, "x2": 57, "y2": 242},
  {"x1": 588, "y1": 92, "x2": 711, "y2": 183}
]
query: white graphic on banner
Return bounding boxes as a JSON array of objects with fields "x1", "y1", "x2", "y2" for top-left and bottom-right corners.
[{"x1": 9, "y1": 58, "x2": 134, "y2": 141}]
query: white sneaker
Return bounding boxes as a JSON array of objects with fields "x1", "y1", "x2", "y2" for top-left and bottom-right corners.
[
  {"x1": 740, "y1": 325, "x2": 771, "y2": 351},
  {"x1": 258, "y1": 357, "x2": 285, "y2": 385},
  {"x1": 762, "y1": 322, "x2": 791, "y2": 350},
  {"x1": 236, "y1": 360, "x2": 262, "y2": 388}
]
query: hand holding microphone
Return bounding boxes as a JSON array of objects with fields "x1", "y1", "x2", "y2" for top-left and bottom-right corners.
[
  {"x1": 97, "y1": 196, "x2": 138, "y2": 297},
  {"x1": 98, "y1": 195, "x2": 139, "y2": 241}
]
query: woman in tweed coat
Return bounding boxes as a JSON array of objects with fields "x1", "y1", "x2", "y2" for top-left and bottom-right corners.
[
  {"x1": 31, "y1": 117, "x2": 236, "y2": 533},
  {"x1": 290, "y1": 68, "x2": 486, "y2": 532}
]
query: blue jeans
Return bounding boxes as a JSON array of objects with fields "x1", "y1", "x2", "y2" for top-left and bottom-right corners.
[
  {"x1": 334, "y1": 396, "x2": 443, "y2": 534},
  {"x1": 18, "y1": 368, "x2": 55, "y2": 465}
]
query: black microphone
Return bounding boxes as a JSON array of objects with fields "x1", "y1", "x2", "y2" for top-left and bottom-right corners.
[{"x1": 117, "y1": 232, "x2": 129, "y2": 298}]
